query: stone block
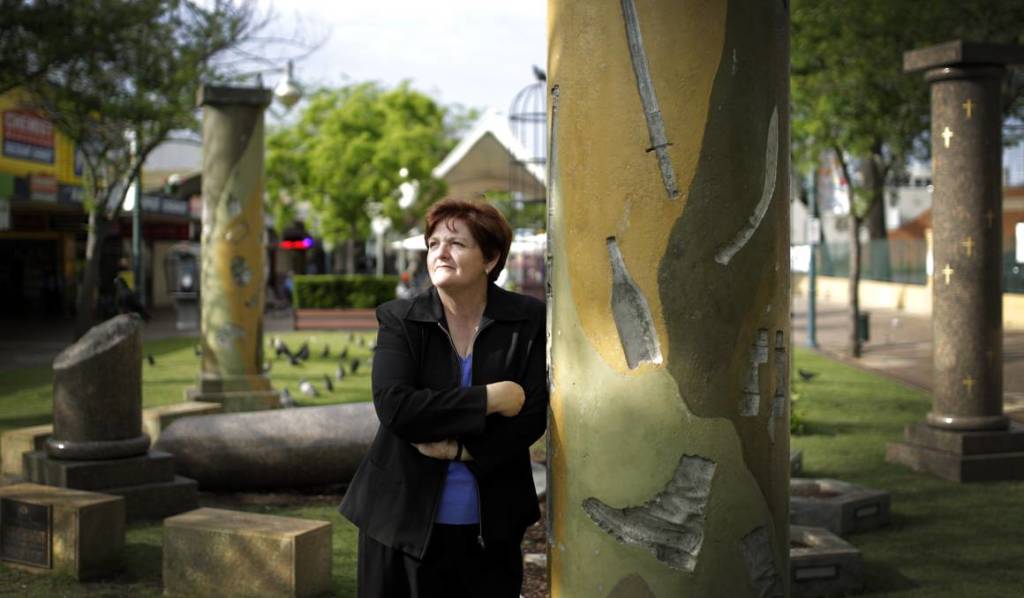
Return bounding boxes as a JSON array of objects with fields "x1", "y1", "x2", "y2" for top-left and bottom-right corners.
[
  {"x1": 186, "y1": 389, "x2": 281, "y2": 412},
  {"x1": 790, "y1": 525, "x2": 863, "y2": 598},
  {"x1": 0, "y1": 483, "x2": 124, "y2": 580},
  {"x1": 885, "y1": 440, "x2": 1024, "y2": 482},
  {"x1": 106, "y1": 476, "x2": 198, "y2": 522},
  {"x1": 163, "y1": 507, "x2": 331, "y2": 598},
  {"x1": 23, "y1": 450, "x2": 176, "y2": 490},
  {"x1": 142, "y1": 401, "x2": 222, "y2": 442},
  {"x1": 790, "y1": 478, "x2": 890, "y2": 535},
  {"x1": 1, "y1": 424, "x2": 52, "y2": 478},
  {"x1": 902, "y1": 421, "x2": 1024, "y2": 455}
]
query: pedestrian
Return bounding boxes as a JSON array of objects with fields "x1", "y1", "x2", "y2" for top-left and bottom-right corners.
[{"x1": 339, "y1": 197, "x2": 547, "y2": 597}]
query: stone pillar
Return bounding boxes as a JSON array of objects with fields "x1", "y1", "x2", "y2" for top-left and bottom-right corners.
[
  {"x1": 887, "y1": 40, "x2": 1024, "y2": 482},
  {"x1": 548, "y1": 1, "x2": 790, "y2": 596},
  {"x1": 187, "y1": 86, "x2": 280, "y2": 412},
  {"x1": 46, "y1": 314, "x2": 149, "y2": 459}
]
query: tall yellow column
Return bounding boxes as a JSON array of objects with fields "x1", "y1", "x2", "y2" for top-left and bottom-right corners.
[
  {"x1": 548, "y1": 1, "x2": 790, "y2": 596},
  {"x1": 187, "y1": 86, "x2": 280, "y2": 412}
]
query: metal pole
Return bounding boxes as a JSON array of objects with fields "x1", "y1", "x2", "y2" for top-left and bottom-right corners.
[
  {"x1": 131, "y1": 131, "x2": 145, "y2": 306},
  {"x1": 808, "y1": 171, "x2": 819, "y2": 348}
]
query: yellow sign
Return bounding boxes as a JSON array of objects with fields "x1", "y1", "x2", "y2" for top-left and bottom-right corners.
[{"x1": 0, "y1": 89, "x2": 82, "y2": 186}]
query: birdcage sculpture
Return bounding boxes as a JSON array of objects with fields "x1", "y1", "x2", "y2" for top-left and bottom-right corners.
[{"x1": 508, "y1": 67, "x2": 548, "y2": 207}]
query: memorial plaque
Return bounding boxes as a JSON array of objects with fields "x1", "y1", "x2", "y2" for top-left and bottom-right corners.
[{"x1": 0, "y1": 498, "x2": 52, "y2": 568}]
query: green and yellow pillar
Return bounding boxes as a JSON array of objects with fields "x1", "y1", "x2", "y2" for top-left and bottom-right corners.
[
  {"x1": 548, "y1": 1, "x2": 790, "y2": 595},
  {"x1": 187, "y1": 86, "x2": 280, "y2": 412}
]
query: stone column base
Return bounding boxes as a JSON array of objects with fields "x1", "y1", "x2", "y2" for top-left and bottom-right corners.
[
  {"x1": 185, "y1": 388, "x2": 281, "y2": 412},
  {"x1": 885, "y1": 421, "x2": 1024, "y2": 482},
  {"x1": 22, "y1": 450, "x2": 198, "y2": 522}
]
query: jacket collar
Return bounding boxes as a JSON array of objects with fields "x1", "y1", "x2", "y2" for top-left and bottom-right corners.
[{"x1": 405, "y1": 283, "x2": 528, "y2": 324}]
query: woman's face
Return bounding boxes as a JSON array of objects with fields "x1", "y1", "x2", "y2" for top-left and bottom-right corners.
[{"x1": 426, "y1": 218, "x2": 497, "y2": 292}]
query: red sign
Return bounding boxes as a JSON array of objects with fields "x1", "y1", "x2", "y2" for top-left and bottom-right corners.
[{"x1": 3, "y1": 110, "x2": 55, "y2": 164}]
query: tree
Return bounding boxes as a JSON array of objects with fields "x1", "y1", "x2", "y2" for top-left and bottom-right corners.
[
  {"x1": 9, "y1": 0, "x2": 313, "y2": 337},
  {"x1": 791, "y1": 0, "x2": 1024, "y2": 357},
  {"x1": 266, "y1": 82, "x2": 451, "y2": 273}
]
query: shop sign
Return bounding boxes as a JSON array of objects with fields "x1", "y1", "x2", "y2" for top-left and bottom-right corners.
[
  {"x1": 161, "y1": 198, "x2": 189, "y2": 216},
  {"x1": 29, "y1": 174, "x2": 57, "y2": 202},
  {"x1": 141, "y1": 195, "x2": 161, "y2": 212},
  {"x1": 3, "y1": 110, "x2": 55, "y2": 164}
]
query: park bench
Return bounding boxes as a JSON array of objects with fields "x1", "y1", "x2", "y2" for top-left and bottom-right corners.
[{"x1": 292, "y1": 308, "x2": 378, "y2": 330}]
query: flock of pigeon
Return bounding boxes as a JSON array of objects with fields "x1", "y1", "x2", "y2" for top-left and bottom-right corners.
[
  {"x1": 181, "y1": 333, "x2": 374, "y2": 408},
  {"x1": 270, "y1": 333, "x2": 374, "y2": 407}
]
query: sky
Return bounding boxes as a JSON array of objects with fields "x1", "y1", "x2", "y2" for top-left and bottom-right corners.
[{"x1": 255, "y1": 0, "x2": 548, "y2": 114}]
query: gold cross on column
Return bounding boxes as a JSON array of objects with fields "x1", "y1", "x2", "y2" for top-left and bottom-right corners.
[
  {"x1": 962, "y1": 375, "x2": 975, "y2": 396},
  {"x1": 963, "y1": 99, "x2": 974, "y2": 119},
  {"x1": 941, "y1": 263, "x2": 954, "y2": 285},
  {"x1": 961, "y1": 236, "x2": 974, "y2": 257},
  {"x1": 942, "y1": 126, "x2": 954, "y2": 148}
]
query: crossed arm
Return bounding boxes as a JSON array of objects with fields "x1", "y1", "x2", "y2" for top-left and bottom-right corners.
[{"x1": 372, "y1": 305, "x2": 547, "y2": 474}]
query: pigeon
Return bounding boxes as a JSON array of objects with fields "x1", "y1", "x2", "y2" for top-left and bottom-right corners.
[
  {"x1": 280, "y1": 388, "x2": 295, "y2": 408},
  {"x1": 295, "y1": 342, "x2": 310, "y2": 362},
  {"x1": 321, "y1": 344, "x2": 330, "y2": 359},
  {"x1": 274, "y1": 338, "x2": 294, "y2": 359},
  {"x1": 289, "y1": 352, "x2": 302, "y2": 366},
  {"x1": 335, "y1": 365, "x2": 347, "y2": 381},
  {"x1": 357, "y1": 336, "x2": 366, "y2": 347},
  {"x1": 146, "y1": 354, "x2": 155, "y2": 366},
  {"x1": 114, "y1": 277, "x2": 151, "y2": 320},
  {"x1": 193, "y1": 344, "x2": 202, "y2": 357},
  {"x1": 339, "y1": 346, "x2": 349, "y2": 360},
  {"x1": 323, "y1": 374, "x2": 334, "y2": 392},
  {"x1": 798, "y1": 369, "x2": 818, "y2": 382},
  {"x1": 349, "y1": 332, "x2": 356, "y2": 342},
  {"x1": 350, "y1": 358, "x2": 360, "y2": 375},
  {"x1": 533, "y1": 64, "x2": 547, "y2": 82},
  {"x1": 299, "y1": 378, "x2": 318, "y2": 397}
]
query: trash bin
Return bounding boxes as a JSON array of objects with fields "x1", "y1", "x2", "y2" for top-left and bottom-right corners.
[
  {"x1": 857, "y1": 311, "x2": 870, "y2": 342},
  {"x1": 166, "y1": 243, "x2": 201, "y2": 331}
]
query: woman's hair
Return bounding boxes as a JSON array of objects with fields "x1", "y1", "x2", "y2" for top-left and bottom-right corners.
[{"x1": 424, "y1": 198, "x2": 513, "y2": 283}]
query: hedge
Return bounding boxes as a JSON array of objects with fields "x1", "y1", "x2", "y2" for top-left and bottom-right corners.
[{"x1": 293, "y1": 274, "x2": 398, "y2": 309}]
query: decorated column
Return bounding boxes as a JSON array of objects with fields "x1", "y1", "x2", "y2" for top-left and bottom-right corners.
[
  {"x1": 547, "y1": 1, "x2": 790, "y2": 596},
  {"x1": 887, "y1": 41, "x2": 1024, "y2": 481},
  {"x1": 186, "y1": 86, "x2": 280, "y2": 412}
]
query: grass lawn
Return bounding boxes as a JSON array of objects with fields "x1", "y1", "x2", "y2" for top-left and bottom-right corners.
[
  {"x1": 0, "y1": 337, "x2": 1021, "y2": 595},
  {"x1": 791, "y1": 348, "x2": 1024, "y2": 597}
]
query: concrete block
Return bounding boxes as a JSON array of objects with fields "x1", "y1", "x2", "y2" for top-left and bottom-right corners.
[
  {"x1": 0, "y1": 483, "x2": 124, "y2": 580},
  {"x1": 163, "y1": 507, "x2": 331, "y2": 598},
  {"x1": 886, "y1": 439, "x2": 1024, "y2": 482},
  {"x1": 790, "y1": 478, "x2": 890, "y2": 535},
  {"x1": 790, "y1": 525, "x2": 863, "y2": 598},
  {"x1": 186, "y1": 389, "x2": 281, "y2": 412},
  {"x1": 142, "y1": 401, "x2": 222, "y2": 442},
  {"x1": 106, "y1": 475, "x2": 198, "y2": 522},
  {"x1": 23, "y1": 450, "x2": 176, "y2": 490},
  {"x1": 1, "y1": 424, "x2": 52, "y2": 478}
]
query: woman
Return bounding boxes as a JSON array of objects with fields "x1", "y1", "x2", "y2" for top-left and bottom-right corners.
[{"x1": 340, "y1": 198, "x2": 548, "y2": 597}]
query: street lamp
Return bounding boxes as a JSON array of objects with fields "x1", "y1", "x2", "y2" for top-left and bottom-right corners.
[{"x1": 273, "y1": 61, "x2": 302, "y2": 110}]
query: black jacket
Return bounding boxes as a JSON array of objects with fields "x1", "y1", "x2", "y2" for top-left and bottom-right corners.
[{"x1": 339, "y1": 283, "x2": 548, "y2": 558}]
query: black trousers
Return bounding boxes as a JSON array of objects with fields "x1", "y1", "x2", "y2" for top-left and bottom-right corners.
[{"x1": 357, "y1": 525, "x2": 523, "y2": 598}]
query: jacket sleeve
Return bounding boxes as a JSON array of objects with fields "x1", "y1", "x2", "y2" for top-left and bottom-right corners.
[
  {"x1": 372, "y1": 304, "x2": 488, "y2": 443},
  {"x1": 463, "y1": 302, "x2": 548, "y2": 477}
]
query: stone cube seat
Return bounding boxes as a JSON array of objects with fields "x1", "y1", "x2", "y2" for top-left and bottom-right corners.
[
  {"x1": 790, "y1": 477, "x2": 891, "y2": 535},
  {"x1": 1, "y1": 424, "x2": 52, "y2": 478},
  {"x1": 163, "y1": 507, "x2": 332, "y2": 598},
  {"x1": 790, "y1": 525, "x2": 864, "y2": 598}
]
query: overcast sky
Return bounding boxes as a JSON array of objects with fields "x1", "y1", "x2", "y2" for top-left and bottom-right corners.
[{"x1": 256, "y1": 0, "x2": 548, "y2": 113}]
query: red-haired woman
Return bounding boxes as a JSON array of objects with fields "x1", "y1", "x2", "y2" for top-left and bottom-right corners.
[{"x1": 340, "y1": 198, "x2": 547, "y2": 597}]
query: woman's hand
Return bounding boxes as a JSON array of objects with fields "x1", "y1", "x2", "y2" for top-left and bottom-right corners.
[
  {"x1": 411, "y1": 439, "x2": 474, "y2": 461},
  {"x1": 486, "y1": 381, "x2": 525, "y2": 417},
  {"x1": 412, "y1": 438, "x2": 457, "y2": 460}
]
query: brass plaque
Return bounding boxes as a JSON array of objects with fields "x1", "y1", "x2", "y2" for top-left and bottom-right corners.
[{"x1": 0, "y1": 498, "x2": 52, "y2": 568}]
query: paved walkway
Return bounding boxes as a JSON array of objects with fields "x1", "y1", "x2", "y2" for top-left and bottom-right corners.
[
  {"x1": 0, "y1": 307, "x2": 295, "y2": 373},
  {"x1": 791, "y1": 295, "x2": 1024, "y2": 415}
]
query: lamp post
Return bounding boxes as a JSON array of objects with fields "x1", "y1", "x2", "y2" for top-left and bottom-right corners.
[
  {"x1": 368, "y1": 201, "x2": 391, "y2": 276},
  {"x1": 807, "y1": 170, "x2": 819, "y2": 348}
]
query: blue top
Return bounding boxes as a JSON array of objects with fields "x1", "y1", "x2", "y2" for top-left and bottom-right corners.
[{"x1": 435, "y1": 353, "x2": 480, "y2": 524}]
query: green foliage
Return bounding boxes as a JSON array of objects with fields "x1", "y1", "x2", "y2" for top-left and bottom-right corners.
[
  {"x1": 789, "y1": 391, "x2": 807, "y2": 435},
  {"x1": 293, "y1": 274, "x2": 398, "y2": 309},
  {"x1": 265, "y1": 81, "x2": 453, "y2": 253},
  {"x1": 484, "y1": 190, "x2": 547, "y2": 232}
]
